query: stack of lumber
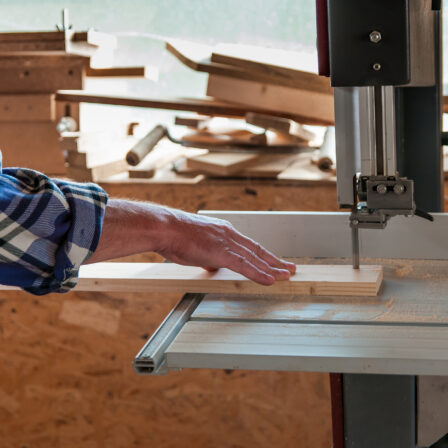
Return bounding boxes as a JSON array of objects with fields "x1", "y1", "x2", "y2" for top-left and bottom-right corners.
[{"x1": 0, "y1": 28, "x2": 150, "y2": 175}]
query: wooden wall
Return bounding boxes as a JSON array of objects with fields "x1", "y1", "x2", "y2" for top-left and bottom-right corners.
[{"x1": 1, "y1": 179, "x2": 339, "y2": 448}]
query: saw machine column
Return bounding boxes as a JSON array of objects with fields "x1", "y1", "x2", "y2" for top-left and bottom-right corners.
[{"x1": 317, "y1": 0, "x2": 444, "y2": 446}]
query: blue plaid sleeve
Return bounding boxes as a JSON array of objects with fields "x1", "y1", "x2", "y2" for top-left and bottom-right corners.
[{"x1": 0, "y1": 165, "x2": 108, "y2": 295}]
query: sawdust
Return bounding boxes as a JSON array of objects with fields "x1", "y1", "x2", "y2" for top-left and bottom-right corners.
[{"x1": 395, "y1": 265, "x2": 413, "y2": 277}]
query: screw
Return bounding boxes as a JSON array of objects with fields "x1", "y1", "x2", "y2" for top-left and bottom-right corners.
[
  {"x1": 370, "y1": 31, "x2": 382, "y2": 43},
  {"x1": 373, "y1": 63, "x2": 382, "y2": 71},
  {"x1": 376, "y1": 184, "x2": 388, "y2": 195},
  {"x1": 393, "y1": 184, "x2": 406, "y2": 195},
  {"x1": 352, "y1": 219, "x2": 359, "y2": 226}
]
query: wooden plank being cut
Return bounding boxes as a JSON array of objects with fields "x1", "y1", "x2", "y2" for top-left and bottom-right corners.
[
  {"x1": 207, "y1": 75, "x2": 334, "y2": 126},
  {"x1": 73, "y1": 263, "x2": 382, "y2": 296},
  {"x1": 0, "y1": 94, "x2": 55, "y2": 121},
  {"x1": 186, "y1": 152, "x2": 260, "y2": 176}
]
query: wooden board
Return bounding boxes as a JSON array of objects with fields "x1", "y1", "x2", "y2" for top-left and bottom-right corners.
[
  {"x1": 0, "y1": 122, "x2": 66, "y2": 174},
  {"x1": 277, "y1": 153, "x2": 336, "y2": 183},
  {"x1": 68, "y1": 263, "x2": 383, "y2": 296},
  {"x1": 55, "y1": 91, "x2": 326, "y2": 124},
  {"x1": 181, "y1": 129, "x2": 267, "y2": 147},
  {"x1": 66, "y1": 159, "x2": 128, "y2": 182},
  {"x1": 85, "y1": 66, "x2": 149, "y2": 77},
  {"x1": 211, "y1": 43, "x2": 332, "y2": 94},
  {"x1": 0, "y1": 30, "x2": 116, "y2": 56},
  {"x1": 166, "y1": 39, "x2": 332, "y2": 93},
  {"x1": 175, "y1": 153, "x2": 299, "y2": 179},
  {"x1": 0, "y1": 56, "x2": 85, "y2": 93},
  {"x1": 186, "y1": 153, "x2": 260, "y2": 176},
  {"x1": 207, "y1": 75, "x2": 334, "y2": 126},
  {"x1": 0, "y1": 94, "x2": 55, "y2": 121},
  {"x1": 245, "y1": 112, "x2": 316, "y2": 143},
  {"x1": 174, "y1": 115, "x2": 210, "y2": 129}
]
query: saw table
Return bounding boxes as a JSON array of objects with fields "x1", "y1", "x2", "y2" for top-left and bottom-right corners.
[{"x1": 134, "y1": 212, "x2": 448, "y2": 448}]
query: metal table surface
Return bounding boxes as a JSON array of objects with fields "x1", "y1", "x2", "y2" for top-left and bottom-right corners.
[{"x1": 134, "y1": 258, "x2": 448, "y2": 376}]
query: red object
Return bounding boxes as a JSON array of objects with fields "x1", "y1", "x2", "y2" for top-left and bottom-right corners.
[
  {"x1": 330, "y1": 373, "x2": 345, "y2": 448},
  {"x1": 316, "y1": 0, "x2": 330, "y2": 77}
]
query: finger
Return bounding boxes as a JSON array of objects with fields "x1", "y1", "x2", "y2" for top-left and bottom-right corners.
[
  {"x1": 229, "y1": 240, "x2": 291, "y2": 281},
  {"x1": 202, "y1": 267, "x2": 218, "y2": 272},
  {"x1": 231, "y1": 231, "x2": 296, "y2": 273},
  {"x1": 225, "y1": 251, "x2": 275, "y2": 285}
]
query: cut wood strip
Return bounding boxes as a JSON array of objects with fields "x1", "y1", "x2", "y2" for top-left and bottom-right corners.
[
  {"x1": 85, "y1": 66, "x2": 151, "y2": 78},
  {"x1": 174, "y1": 115, "x2": 211, "y2": 129},
  {"x1": 0, "y1": 94, "x2": 55, "y2": 121},
  {"x1": 166, "y1": 39, "x2": 332, "y2": 93},
  {"x1": 207, "y1": 75, "x2": 334, "y2": 125},
  {"x1": 186, "y1": 152, "x2": 260, "y2": 176},
  {"x1": 73, "y1": 263, "x2": 382, "y2": 296},
  {"x1": 55, "y1": 91, "x2": 326, "y2": 124},
  {"x1": 245, "y1": 112, "x2": 316, "y2": 143},
  {"x1": 211, "y1": 43, "x2": 332, "y2": 94},
  {"x1": 181, "y1": 129, "x2": 267, "y2": 147}
]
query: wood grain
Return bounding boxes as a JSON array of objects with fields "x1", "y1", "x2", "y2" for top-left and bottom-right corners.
[
  {"x1": 206, "y1": 75, "x2": 334, "y2": 126},
  {"x1": 71, "y1": 263, "x2": 382, "y2": 296}
]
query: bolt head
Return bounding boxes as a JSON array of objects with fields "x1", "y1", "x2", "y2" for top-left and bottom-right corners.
[
  {"x1": 370, "y1": 30, "x2": 382, "y2": 43},
  {"x1": 393, "y1": 184, "x2": 406, "y2": 195},
  {"x1": 376, "y1": 184, "x2": 388, "y2": 195}
]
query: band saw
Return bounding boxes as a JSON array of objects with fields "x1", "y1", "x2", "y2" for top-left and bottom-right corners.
[{"x1": 134, "y1": 1, "x2": 448, "y2": 447}]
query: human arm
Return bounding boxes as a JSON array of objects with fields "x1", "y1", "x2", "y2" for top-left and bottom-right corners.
[{"x1": 87, "y1": 199, "x2": 296, "y2": 285}]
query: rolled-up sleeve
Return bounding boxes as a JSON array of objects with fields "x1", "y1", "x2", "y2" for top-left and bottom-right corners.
[{"x1": 0, "y1": 167, "x2": 108, "y2": 295}]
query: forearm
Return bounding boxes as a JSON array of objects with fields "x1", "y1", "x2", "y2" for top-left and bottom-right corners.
[
  {"x1": 87, "y1": 199, "x2": 170, "y2": 263},
  {"x1": 86, "y1": 198, "x2": 295, "y2": 285}
]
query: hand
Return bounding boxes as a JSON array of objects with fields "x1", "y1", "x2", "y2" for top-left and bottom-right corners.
[{"x1": 157, "y1": 210, "x2": 296, "y2": 286}]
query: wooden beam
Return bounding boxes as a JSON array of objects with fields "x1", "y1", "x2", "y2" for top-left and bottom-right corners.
[
  {"x1": 166, "y1": 39, "x2": 333, "y2": 93},
  {"x1": 55, "y1": 91, "x2": 328, "y2": 124},
  {"x1": 207, "y1": 75, "x2": 334, "y2": 126},
  {"x1": 85, "y1": 66, "x2": 150, "y2": 78},
  {"x1": 58, "y1": 263, "x2": 384, "y2": 296},
  {"x1": 211, "y1": 42, "x2": 333, "y2": 95}
]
